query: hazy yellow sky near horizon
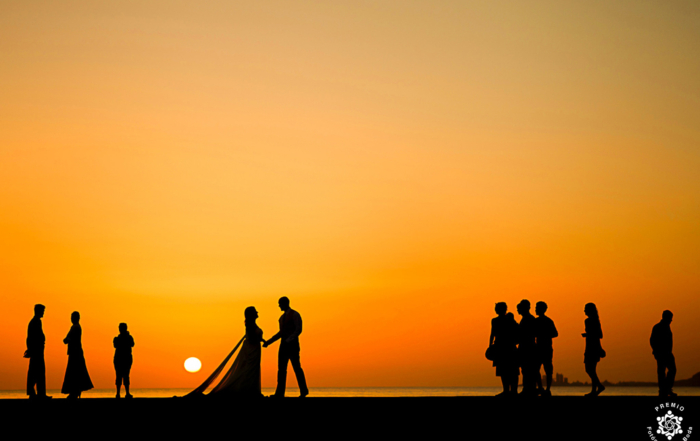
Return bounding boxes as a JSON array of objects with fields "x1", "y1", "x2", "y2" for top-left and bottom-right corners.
[{"x1": 1, "y1": 1, "x2": 699, "y2": 390}]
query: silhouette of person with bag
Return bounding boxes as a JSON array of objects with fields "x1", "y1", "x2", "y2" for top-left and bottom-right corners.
[{"x1": 489, "y1": 302, "x2": 519, "y2": 396}]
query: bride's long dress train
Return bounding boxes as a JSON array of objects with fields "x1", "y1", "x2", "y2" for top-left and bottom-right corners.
[{"x1": 186, "y1": 326, "x2": 263, "y2": 398}]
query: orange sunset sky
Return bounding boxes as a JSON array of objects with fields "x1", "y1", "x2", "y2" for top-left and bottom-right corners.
[{"x1": 1, "y1": 1, "x2": 699, "y2": 391}]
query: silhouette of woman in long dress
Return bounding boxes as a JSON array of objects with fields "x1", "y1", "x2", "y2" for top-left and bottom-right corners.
[
  {"x1": 201, "y1": 307, "x2": 265, "y2": 398},
  {"x1": 582, "y1": 303, "x2": 605, "y2": 396},
  {"x1": 489, "y1": 303, "x2": 519, "y2": 396},
  {"x1": 61, "y1": 311, "x2": 94, "y2": 399}
]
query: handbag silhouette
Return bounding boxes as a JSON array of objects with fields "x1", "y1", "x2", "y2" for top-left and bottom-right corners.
[{"x1": 485, "y1": 346, "x2": 496, "y2": 361}]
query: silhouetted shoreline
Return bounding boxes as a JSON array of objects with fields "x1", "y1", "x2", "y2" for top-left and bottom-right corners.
[
  {"x1": 3, "y1": 384, "x2": 700, "y2": 399},
  {"x1": 2, "y1": 396, "x2": 697, "y2": 440}
]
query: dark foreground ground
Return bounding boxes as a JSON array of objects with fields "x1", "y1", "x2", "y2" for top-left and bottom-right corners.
[{"x1": 1, "y1": 396, "x2": 697, "y2": 440}]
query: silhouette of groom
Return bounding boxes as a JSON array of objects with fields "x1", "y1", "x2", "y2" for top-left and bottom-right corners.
[
  {"x1": 263, "y1": 297, "x2": 309, "y2": 398},
  {"x1": 26, "y1": 304, "x2": 51, "y2": 400}
]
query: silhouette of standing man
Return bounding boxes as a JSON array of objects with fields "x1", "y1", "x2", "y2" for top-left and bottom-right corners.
[
  {"x1": 650, "y1": 310, "x2": 676, "y2": 397},
  {"x1": 517, "y1": 300, "x2": 537, "y2": 396},
  {"x1": 26, "y1": 304, "x2": 51, "y2": 400},
  {"x1": 534, "y1": 301, "x2": 558, "y2": 397},
  {"x1": 263, "y1": 297, "x2": 309, "y2": 398}
]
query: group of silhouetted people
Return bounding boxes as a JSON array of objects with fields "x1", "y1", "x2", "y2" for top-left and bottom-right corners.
[
  {"x1": 25, "y1": 304, "x2": 134, "y2": 400},
  {"x1": 21, "y1": 299, "x2": 677, "y2": 400},
  {"x1": 489, "y1": 302, "x2": 678, "y2": 397},
  {"x1": 488, "y1": 300, "x2": 559, "y2": 396},
  {"x1": 25, "y1": 297, "x2": 309, "y2": 400}
]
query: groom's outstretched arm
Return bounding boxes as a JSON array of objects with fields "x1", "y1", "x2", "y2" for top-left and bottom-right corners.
[{"x1": 264, "y1": 332, "x2": 281, "y2": 347}]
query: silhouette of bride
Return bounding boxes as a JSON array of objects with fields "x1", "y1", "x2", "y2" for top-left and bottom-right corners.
[{"x1": 186, "y1": 307, "x2": 265, "y2": 398}]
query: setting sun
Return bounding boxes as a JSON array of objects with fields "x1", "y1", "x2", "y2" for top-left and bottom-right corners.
[{"x1": 184, "y1": 358, "x2": 202, "y2": 373}]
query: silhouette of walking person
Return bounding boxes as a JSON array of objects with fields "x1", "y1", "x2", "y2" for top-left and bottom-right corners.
[
  {"x1": 114, "y1": 323, "x2": 135, "y2": 399},
  {"x1": 517, "y1": 300, "x2": 538, "y2": 396},
  {"x1": 25, "y1": 304, "x2": 51, "y2": 400},
  {"x1": 489, "y1": 302, "x2": 519, "y2": 396},
  {"x1": 534, "y1": 301, "x2": 558, "y2": 397},
  {"x1": 61, "y1": 311, "x2": 94, "y2": 399},
  {"x1": 582, "y1": 303, "x2": 605, "y2": 396},
  {"x1": 651, "y1": 310, "x2": 676, "y2": 397},
  {"x1": 263, "y1": 297, "x2": 309, "y2": 398}
]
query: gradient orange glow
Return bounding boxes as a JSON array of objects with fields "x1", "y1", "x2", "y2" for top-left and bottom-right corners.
[{"x1": 1, "y1": 1, "x2": 699, "y2": 391}]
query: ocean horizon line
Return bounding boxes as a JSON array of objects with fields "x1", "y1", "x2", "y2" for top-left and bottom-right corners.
[{"x1": 2, "y1": 386, "x2": 700, "y2": 399}]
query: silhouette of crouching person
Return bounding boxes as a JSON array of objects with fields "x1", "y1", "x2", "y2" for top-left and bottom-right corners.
[
  {"x1": 263, "y1": 297, "x2": 309, "y2": 398},
  {"x1": 114, "y1": 323, "x2": 135, "y2": 399}
]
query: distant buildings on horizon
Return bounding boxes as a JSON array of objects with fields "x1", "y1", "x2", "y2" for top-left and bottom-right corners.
[
  {"x1": 553, "y1": 373, "x2": 569, "y2": 386},
  {"x1": 545, "y1": 371, "x2": 700, "y2": 387}
]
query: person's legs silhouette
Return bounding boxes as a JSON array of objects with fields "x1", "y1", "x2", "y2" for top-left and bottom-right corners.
[
  {"x1": 274, "y1": 346, "x2": 290, "y2": 397},
  {"x1": 289, "y1": 351, "x2": 308, "y2": 397}
]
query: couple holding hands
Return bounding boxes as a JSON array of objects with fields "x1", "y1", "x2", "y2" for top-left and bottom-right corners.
[{"x1": 189, "y1": 296, "x2": 309, "y2": 399}]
